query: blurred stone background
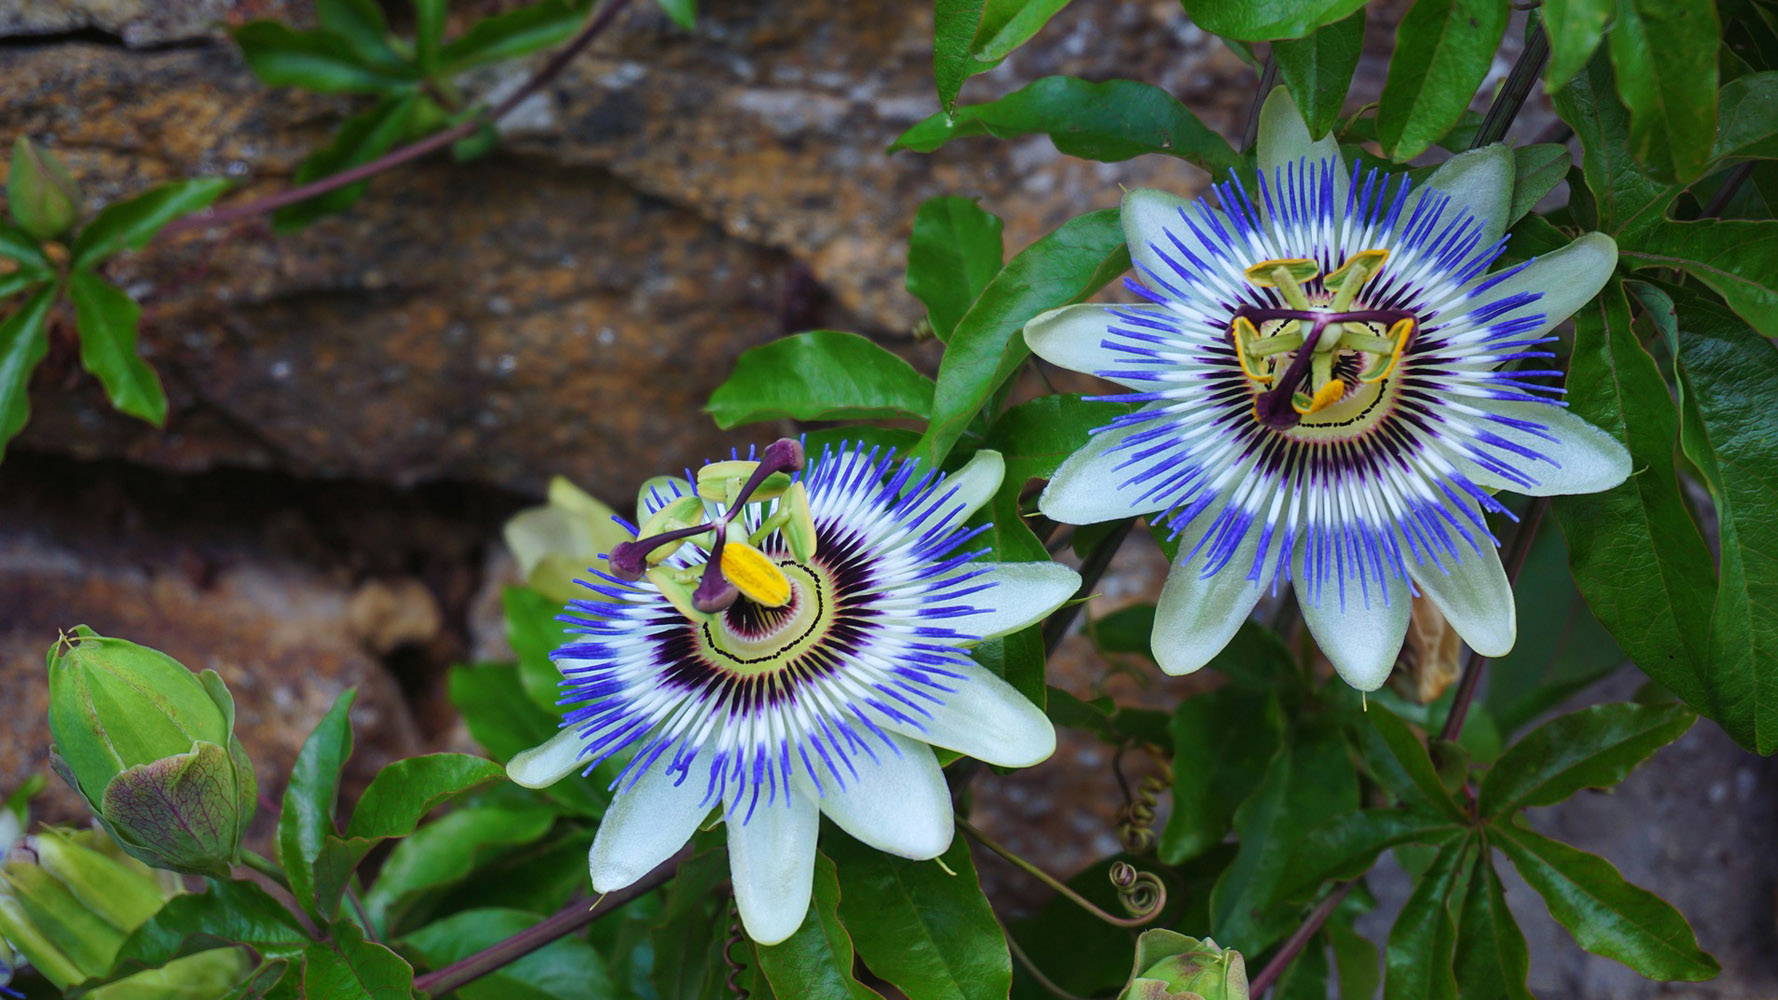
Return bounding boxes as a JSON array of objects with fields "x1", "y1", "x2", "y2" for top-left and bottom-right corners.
[{"x1": 0, "y1": 1, "x2": 1771, "y2": 996}]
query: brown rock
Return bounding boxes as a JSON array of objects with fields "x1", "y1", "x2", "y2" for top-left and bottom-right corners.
[
  {"x1": 3, "y1": 0, "x2": 1253, "y2": 493},
  {"x1": 346, "y1": 577, "x2": 444, "y2": 655},
  {"x1": 0, "y1": 463, "x2": 424, "y2": 831}
]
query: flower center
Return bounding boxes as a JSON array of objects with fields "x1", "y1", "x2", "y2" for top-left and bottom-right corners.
[
  {"x1": 701, "y1": 560, "x2": 831, "y2": 672},
  {"x1": 605, "y1": 438, "x2": 821, "y2": 620},
  {"x1": 1231, "y1": 252, "x2": 1416, "y2": 432}
]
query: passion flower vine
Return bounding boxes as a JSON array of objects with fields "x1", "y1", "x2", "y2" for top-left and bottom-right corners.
[
  {"x1": 506, "y1": 439, "x2": 1079, "y2": 943},
  {"x1": 1023, "y1": 88, "x2": 1631, "y2": 691}
]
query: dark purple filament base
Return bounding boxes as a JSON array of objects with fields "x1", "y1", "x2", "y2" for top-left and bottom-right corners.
[{"x1": 1233, "y1": 307, "x2": 1415, "y2": 429}]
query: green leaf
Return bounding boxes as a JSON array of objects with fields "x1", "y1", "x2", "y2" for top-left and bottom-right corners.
[
  {"x1": 1328, "y1": 919, "x2": 1381, "y2": 1000},
  {"x1": 907, "y1": 197, "x2": 1005, "y2": 343},
  {"x1": 0, "y1": 287, "x2": 57, "y2": 460},
  {"x1": 70, "y1": 178, "x2": 232, "y2": 269},
  {"x1": 414, "y1": 0, "x2": 447, "y2": 71},
  {"x1": 892, "y1": 77, "x2": 1238, "y2": 172},
  {"x1": 1494, "y1": 822, "x2": 1717, "y2": 980},
  {"x1": 366, "y1": 800, "x2": 557, "y2": 933},
  {"x1": 102, "y1": 879, "x2": 308, "y2": 986},
  {"x1": 1357, "y1": 708, "x2": 1465, "y2": 821},
  {"x1": 1482, "y1": 517, "x2": 1625, "y2": 735},
  {"x1": 272, "y1": 95, "x2": 419, "y2": 231},
  {"x1": 1272, "y1": 8, "x2": 1365, "y2": 138},
  {"x1": 1479, "y1": 702, "x2": 1694, "y2": 815},
  {"x1": 758, "y1": 853, "x2": 887, "y2": 1000},
  {"x1": 1508, "y1": 144, "x2": 1570, "y2": 223},
  {"x1": 301, "y1": 921, "x2": 414, "y2": 1000},
  {"x1": 1621, "y1": 219, "x2": 1778, "y2": 338},
  {"x1": 705, "y1": 331, "x2": 934, "y2": 428},
  {"x1": 934, "y1": 0, "x2": 987, "y2": 112},
  {"x1": 504, "y1": 583, "x2": 571, "y2": 712},
  {"x1": 651, "y1": 844, "x2": 729, "y2": 1000},
  {"x1": 1209, "y1": 723, "x2": 1360, "y2": 952},
  {"x1": 1273, "y1": 932, "x2": 1330, "y2": 1000},
  {"x1": 1674, "y1": 290, "x2": 1778, "y2": 752},
  {"x1": 67, "y1": 270, "x2": 166, "y2": 426},
  {"x1": 1715, "y1": 71, "x2": 1778, "y2": 163},
  {"x1": 440, "y1": 0, "x2": 587, "y2": 72},
  {"x1": 1376, "y1": 0, "x2": 1509, "y2": 161},
  {"x1": 1382, "y1": 833, "x2": 1469, "y2": 1000},
  {"x1": 829, "y1": 836, "x2": 1009, "y2": 1000},
  {"x1": 1273, "y1": 810, "x2": 1465, "y2": 905},
  {"x1": 1541, "y1": 0, "x2": 1612, "y2": 92},
  {"x1": 0, "y1": 223, "x2": 51, "y2": 273},
  {"x1": 1175, "y1": 0, "x2": 1368, "y2": 41},
  {"x1": 447, "y1": 662, "x2": 611, "y2": 816},
  {"x1": 656, "y1": 0, "x2": 696, "y2": 29},
  {"x1": 1453, "y1": 851, "x2": 1532, "y2": 1000},
  {"x1": 277, "y1": 690, "x2": 356, "y2": 921},
  {"x1": 0, "y1": 271, "x2": 42, "y2": 300},
  {"x1": 1551, "y1": 45, "x2": 1681, "y2": 237},
  {"x1": 231, "y1": 22, "x2": 415, "y2": 94},
  {"x1": 345, "y1": 753, "x2": 504, "y2": 839},
  {"x1": 314, "y1": 0, "x2": 406, "y2": 71},
  {"x1": 1608, "y1": 0, "x2": 1719, "y2": 182},
  {"x1": 914, "y1": 207, "x2": 1128, "y2": 469},
  {"x1": 400, "y1": 907, "x2": 619, "y2": 1000},
  {"x1": 1554, "y1": 283, "x2": 1718, "y2": 719},
  {"x1": 1158, "y1": 687, "x2": 1284, "y2": 864}
]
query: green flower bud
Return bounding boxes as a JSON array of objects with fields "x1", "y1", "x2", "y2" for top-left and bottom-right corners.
[
  {"x1": 503, "y1": 476, "x2": 635, "y2": 603},
  {"x1": 1119, "y1": 930, "x2": 1248, "y2": 1000},
  {"x1": 46, "y1": 627, "x2": 257, "y2": 877},
  {"x1": 0, "y1": 825, "x2": 245, "y2": 995},
  {"x1": 7, "y1": 137, "x2": 81, "y2": 241}
]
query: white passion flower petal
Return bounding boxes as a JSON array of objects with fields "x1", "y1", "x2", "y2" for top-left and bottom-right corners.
[
  {"x1": 1295, "y1": 542, "x2": 1413, "y2": 692},
  {"x1": 1457, "y1": 398, "x2": 1632, "y2": 496},
  {"x1": 507, "y1": 726, "x2": 587, "y2": 788},
  {"x1": 1407, "y1": 144, "x2": 1515, "y2": 251},
  {"x1": 903, "y1": 448, "x2": 1004, "y2": 533},
  {"x1": 725, "y1": 789, "x2": 819, "y2": 946},
  {"x1": 1026, "y1": 304, "x2": 1191, "y2": 390},
  {"x1": 941, "y1": 561, "x2": 1080, "y2": 639},
  {"x1": 877, "y1": 658, "x2": 1056, "y2": 768},
  {"x1": 801, "y1": 733, "x2": 953, "y2": 860},
  {"x1": 1257, "y1": 85, "x2": 1348, "y2": 222},
  {"x1": 1039, "y1": 405, "x2": 1180, "y2": 524},
  {"x1": 1152, "y1": 499, "x2": 1269, "y2": 677},
  {"x1": 1406, "y1": 519, "x2": 1517, "y2": 658},
  {"x1": 587, "y1": 764, "x2": 712, "y2": 894},
  {"x1": 1445, "y1": 231, "x2": 1619, "y2": 340}
]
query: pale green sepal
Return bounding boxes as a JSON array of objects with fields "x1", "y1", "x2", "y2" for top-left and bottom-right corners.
[
  {"x1": 588, "y1": 763, "x2": 713, "y2": 894},
  {"x1": 1409, "y1": 144, "x2": 1515, "y2": 251},
  {"x1": 1407, "y1": 529, "x2": 1516, "y2": 658},
  {"x1": 1296, "y1": 545, "x2": 1412, "y2": 692},
  {"x1": 724, "y1": 786, "x2": 817, "y2": 945},
  {"x1": 1025, "y1": 303, "x2": 1176, "y2": 389},
  {"x1": 506, "y1": 726, "x2": 585, "y2": 788},
  {"x1": 1449, "y1": 232, "x2": 1618, "y2": 339},
  {"x1": 1256, "y1": 85, "x2": 1347, "y2": 221}
]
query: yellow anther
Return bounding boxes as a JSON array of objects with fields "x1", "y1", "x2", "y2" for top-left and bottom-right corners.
[
  {"x1": 1360, "y1": 318, "x2": 1415, "y2": 383},
  {"x1": 782, "y1": 482, "x2": 819, "y2": 562},
  {"x1": 721, "y1": 542, "x2": 793, "y2": 607},
  {"x1": 1324, "y1": 249, "x2": 1389, "y2": 292},
  {"x1": 1231, "y1": 316, "x2": 1273, "y2": 384},
  {"x1": 1243, "y1": 258, "x2": 1319, "y2": 311},
  {"x1": 637, "y1": 495, "x2": 710, "y2": 565},
  {"x1": 696, "y1": 461, "x2": 792, "y2": 505},
  {"x1": 1242, "y1": 258, "x2": 1320, "y2": 287},
  {"x1": 1296, "y1": 379, "x2": 1349, "y2": 415}
]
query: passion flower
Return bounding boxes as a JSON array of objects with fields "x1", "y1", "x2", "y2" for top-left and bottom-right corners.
[
  {"x1": 507, "y1": 440, "x2": 1078, "y2": 943},
  {"x1": 1024, "y1": 88, "x2": 1629, "y2": 690}
]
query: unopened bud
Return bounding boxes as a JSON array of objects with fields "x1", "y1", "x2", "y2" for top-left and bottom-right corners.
[
  {"x1": 1119, "y1": 930, "x2": 1247, "y2": 1000},
  {"x1": 46, "y1": 628, "x2": 256, "y2": 877},
  {"x1": 8, "y1": 138, "x2": 80, "y2": 241}
]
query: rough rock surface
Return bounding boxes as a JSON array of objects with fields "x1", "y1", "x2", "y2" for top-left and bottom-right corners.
[
  {"x1": 0, "y1": 454, "x2": 493, "y2": 828},
  {"x1": 2, "y1": 0, "x2": 1249, "y2": 496}
]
